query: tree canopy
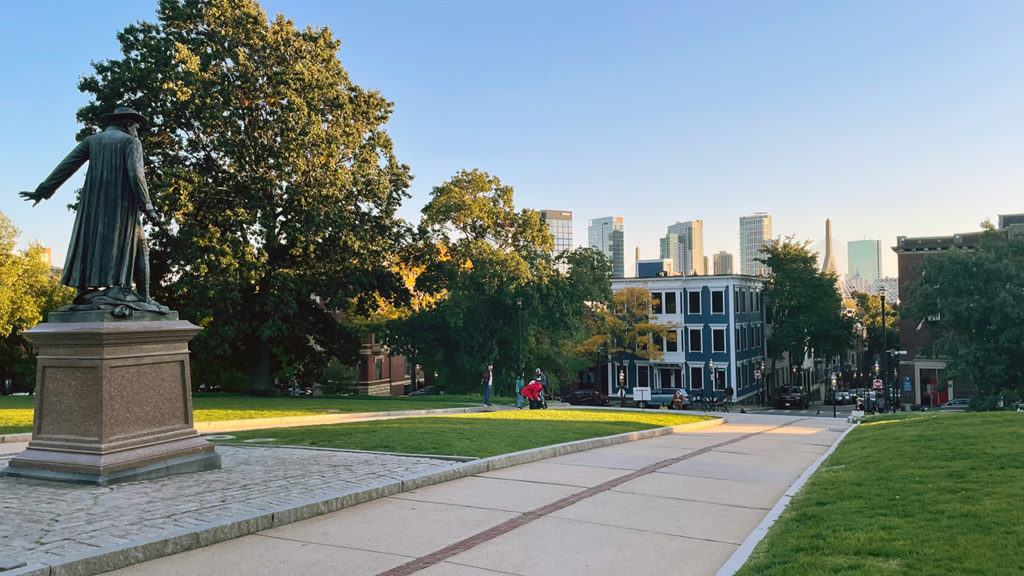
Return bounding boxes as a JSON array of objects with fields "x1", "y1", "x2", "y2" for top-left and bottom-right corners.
[
  {"x1": 383, "y1": 170, "x2": 613, "y2": 393},
  {"x1": 76, "y1": 0, "x2": 412, "y2": 392},
  {"x1": 0, "y1": 212, "x2": 75, "y2": 390},
  {"x1": 758, "y1": 238, "x2": 852, "y2": 372},
  {"x1": 903, "y1": 230, "x2": 1024, "y2": 397}
]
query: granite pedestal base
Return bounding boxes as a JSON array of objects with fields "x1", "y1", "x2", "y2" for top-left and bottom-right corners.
[{"x1": 4, "y1": 319, "x2": 220, "y2": 486}]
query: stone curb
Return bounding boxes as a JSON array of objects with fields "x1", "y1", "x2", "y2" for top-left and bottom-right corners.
[
  {"x1": 10, "y1": 416, "x2": 722, "y2": 576},
  {"x1": 714, "y1": 421, "x2": 859, "y2": 576},
  {"x1": 0, "y1": 433, "x2": 31, "y2": 444}
]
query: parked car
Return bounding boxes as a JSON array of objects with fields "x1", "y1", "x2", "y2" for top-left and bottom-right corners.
[
  {"x1": 562, "y1": 389, "x2": 609, "y2": 406},
  {"x1": 409, "y1": 385, "x2": 441, "y2": 396},
  {"x1": 776, "y1": 386, "x2": 809, "y2": 409},
  {"x1": 938, "y1": 398, "x2": 970, "y2": 412},
  {"x1": 649, "y1": 388, "x2": 691, "y2": 409}
]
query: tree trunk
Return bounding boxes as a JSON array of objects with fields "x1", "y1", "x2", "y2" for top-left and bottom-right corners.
[{"x1": 247, "y1": 334, "x2": 272, "y2": 396}]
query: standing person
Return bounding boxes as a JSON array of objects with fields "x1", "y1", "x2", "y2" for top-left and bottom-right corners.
[
  {"x1": 515, "y1": 373, "x2": 525, "y2": 409},
  {"x1": 535, "y1": 368, "x2": 549, "y2": 409},
  {"x1": 481, "y1": 364, "x2": 494, "y2": 407}
]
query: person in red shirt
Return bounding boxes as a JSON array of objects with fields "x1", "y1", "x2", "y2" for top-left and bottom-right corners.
[{"x1": 521, "y1": 379, "x2": 544, "y2": 409}]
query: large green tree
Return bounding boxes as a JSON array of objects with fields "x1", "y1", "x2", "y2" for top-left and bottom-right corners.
[
  {"x1": 0, "y1": 212, "x2": 75, "y2": 390},
  {"x1": 76, "y1": 0, "x2": 412, "y2": 393},
  {"x1": 903, "y1": 229, "x2": 1024, "y2": 397},
  {"x1": 758, "y1": 238, "x2": 853, "y2": 386},
  {"x1": 384, "y1": 170, "x2": 613, "y2": 393}
]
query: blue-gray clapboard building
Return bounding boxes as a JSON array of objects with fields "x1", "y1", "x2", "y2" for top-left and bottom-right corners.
[{"x1": 608, "y1": 275, "x2": 767, "y2": 402}]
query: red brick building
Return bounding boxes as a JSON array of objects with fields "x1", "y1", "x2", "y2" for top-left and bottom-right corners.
[
  {"x1": 356, "y1": 334, "x2": 417, "y2": 396},
  {"x1": 892, "y1": 214, "x2": 1024, "y2": 405}
]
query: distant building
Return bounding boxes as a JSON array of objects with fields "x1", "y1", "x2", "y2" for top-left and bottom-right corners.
[
  {"x1": 848, "y1": 239, "x2": 881, "y2": 282},
  {"x1": 589, "y1": 216, "x2": 624, "y2": 278},
  {"x1": 892, "y1": 214, "x2": 1022, "y2": 406},
  {"x1": 659, "y1": 233, "x2": 678, "y2": 270},
  {"x1": 997, "y1": 213, "x2": 1024, "y2": 229},
  {"x1": 636, "y1": 258, "x2": 674, "y2": 278},
  {"x1": 713, "y1": 251, "x2": 734, "y2": 275},
  {"x1": 540, "y1": 209, "x2": 573, "y2": 273},
  {"x1": 666, "y1": 220, "x2": 705, "y2": 275},
  {"x1": 703, "y1": 255, "x2": 709, "y2": 276},
  {"x1": 38, "y1": 247, "x2": 53, "y2": 268},
  {"x1": 606, "y1": 275, "x2": 767, "y2": 402},
  {"x1": 739, "y1": 213, "x2": 772, "y2": 276}
]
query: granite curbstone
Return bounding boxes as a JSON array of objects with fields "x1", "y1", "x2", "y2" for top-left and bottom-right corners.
[
  {"x1": 0, "y1": 433, "x2": 32, "y2": 444},
  {"x1": 0, "y1": 563, "x2": 51, "y2": 576}
]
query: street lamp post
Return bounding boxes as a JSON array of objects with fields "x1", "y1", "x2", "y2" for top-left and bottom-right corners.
[
  {"x1": 831, "y1": 373, "x2": 838, "y2": 419},
  {"x1": 880, "y1": 287, "x2": 893, "y2": 412},
  {"x1": 516, "y1": 298, "x2": 523, "y2": 377},
  {"x1": 707, "y1": 359, "x2": 715, "y2": 398}
]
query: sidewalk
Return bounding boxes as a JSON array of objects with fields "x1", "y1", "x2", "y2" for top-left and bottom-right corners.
[{"x1": 105, "y1": 413, "x2": 853, "y2": 576}]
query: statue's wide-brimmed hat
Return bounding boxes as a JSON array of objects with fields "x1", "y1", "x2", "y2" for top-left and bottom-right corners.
[{"x1": 100, "y1": 106, "x2": 147, "y2": 127}]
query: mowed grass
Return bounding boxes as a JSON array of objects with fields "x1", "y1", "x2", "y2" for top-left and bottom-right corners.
[
  {"x1": 216, "y1": 409, "x2": 711, "y2": 458},
  {"x1": 0, "y1": 395, "x2": 34, "y2": 434},
  {"x1": 736, "y1": 412, "x2": 1024, "y2": 576},
  {"x1": 0, "y1": 393, "x2": 503, "y2": 435}
]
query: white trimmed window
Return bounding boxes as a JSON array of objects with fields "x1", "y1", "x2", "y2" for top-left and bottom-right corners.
[
  {"x1": 687, "y1": 290, "x2": 701, "y2": 315},
  {"x1": 711, "y1": 290, "x2": 725, "y2": 314},
  {"x1": 689, "y1": 365, "x2": 704, "y2": 389},
  {"x1": 688, "y1": 328, "x2": 703, "y2": 352},
  {"x1": 712, "y1": 328, "x2": 726, "y2": 353}
]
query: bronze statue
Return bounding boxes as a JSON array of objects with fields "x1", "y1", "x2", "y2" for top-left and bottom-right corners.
[{"x1": 20, "y1": 107, "x2": 169, "y2": 317}]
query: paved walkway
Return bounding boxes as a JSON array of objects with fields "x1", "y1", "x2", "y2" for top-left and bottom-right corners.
[
  {"x1": 105, "y1": 413, "x2": 852, "y2": 576},
  {"x1": 0, "y1": 446, "x2": 454, "y2": 568}
]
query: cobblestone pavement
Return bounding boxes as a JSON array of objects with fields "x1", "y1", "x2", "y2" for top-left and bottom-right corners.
[{"x1": 0, "y1": 446, "x2": 454, "y2": 568}]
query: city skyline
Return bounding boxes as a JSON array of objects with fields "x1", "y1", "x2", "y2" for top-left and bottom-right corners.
[{"x1": 2, "y1": 1, "x2": 1023, "y2": 279}]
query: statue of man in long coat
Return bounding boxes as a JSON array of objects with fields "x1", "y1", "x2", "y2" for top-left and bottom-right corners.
[{"x1": 20, "y1": 106, "x2": 169, "y2": 316}]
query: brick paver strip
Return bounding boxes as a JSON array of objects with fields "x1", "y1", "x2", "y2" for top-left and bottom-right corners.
[{"x1": 378, "y1": 419, "x2": 806, "y2": 576}]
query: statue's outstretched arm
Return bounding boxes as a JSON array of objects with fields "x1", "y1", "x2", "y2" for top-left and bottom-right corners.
[{"x1": 32, "y1": 139, "x2": 90, "y2": 202}]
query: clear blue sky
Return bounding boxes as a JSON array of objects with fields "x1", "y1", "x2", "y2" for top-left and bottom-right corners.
[{"x1": 2, "y1": 0, "x2": 1022, "y2": 277}]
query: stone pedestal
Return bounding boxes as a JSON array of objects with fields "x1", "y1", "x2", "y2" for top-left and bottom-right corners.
[{"x1": 5, "y1": 320, "x2": 220, "y2": 485}]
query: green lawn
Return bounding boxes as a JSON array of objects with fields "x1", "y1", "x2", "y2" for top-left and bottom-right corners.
[
  {"x1": 0, "y1": 395, "x2": 34, "y2": 434},
  {"x1": 0, "y1": 393, "x2": 510, "y2": 435},
  {"x1": 214, "y1": 409, "x2": 710, "y2": 458},
  {"x1": 736, "y1": 412, "x2": 1024, "y2": 576}
]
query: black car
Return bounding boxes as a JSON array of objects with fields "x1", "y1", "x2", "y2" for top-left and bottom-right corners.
[
  {"x1": 562, "y1": 389, "x2": 609, "y2": 406},
  {"x1": 776, "y1": 386, "x2": 809, "y2": 409}
]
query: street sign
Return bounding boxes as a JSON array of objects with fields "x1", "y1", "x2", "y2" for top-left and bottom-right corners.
[
  {"x1": 754, "y1": 369, "x2": 762, "y2": 381},
  {"x1": 902, "y1": 376, "x2": 913, "y2": 392},
  {"x1": 872, "y1": 379, "x2": 883, "y2": 390}
]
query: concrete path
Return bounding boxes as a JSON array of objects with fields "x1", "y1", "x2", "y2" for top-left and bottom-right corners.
[{"x1": 104, "y1": 413, "x2": 852, "y2": 576}]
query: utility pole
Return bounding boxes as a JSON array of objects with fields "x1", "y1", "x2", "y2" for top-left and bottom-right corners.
[{"x1": 880, "y1": 287, "x2": 891, "y2": 412}]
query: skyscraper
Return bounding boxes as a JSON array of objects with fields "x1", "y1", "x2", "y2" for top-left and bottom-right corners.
[
  {"x1": 739, "y1": 213, "x2": 772, "y2": 276},
  {"x1": 713, "y1": 251, "x2": 734, "y2": 275},
  {"x1": 847, "y1": 239, "x2": 881, "y2": 282},
  {"x1": 659, "y1": 233, "x2": 679, "y2": 272},
  {"x1": 540, "y1": 210, "x2": 573, "y2": 273},
  {"x1": 588, "y1": 216, "x2": 624, "y2": 278},
  {"x1": 666, "y1": 220, "x2": 704, "y2": 276}
]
